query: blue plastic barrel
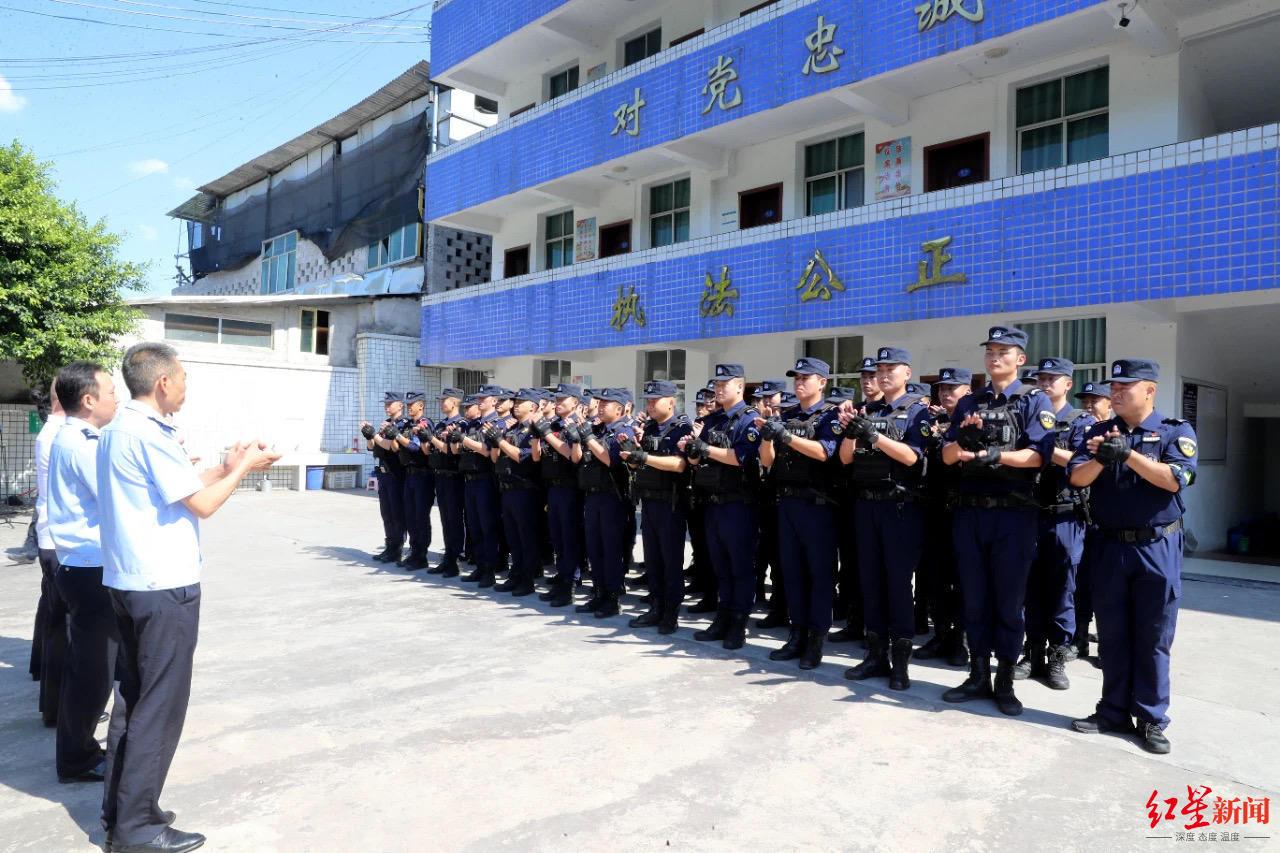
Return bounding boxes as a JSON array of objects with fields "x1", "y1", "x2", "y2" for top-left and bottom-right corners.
[{"x1": 305, "y1": 466, "x2": 324, "y2": 490}]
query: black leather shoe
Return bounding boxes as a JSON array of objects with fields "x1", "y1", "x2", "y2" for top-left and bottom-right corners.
[
  {"x1": 827, "y1": 623, "x2": 862, "y2": 644},
  {"x1": 1139, "y1": 722, "x2": 1171, "y2": 754},
  {"x1": 721, "y1": 611, "x2": 748, "y2": 650},
  {"x1": 592, "y1": 591, "x2": 620, "y2": 619},
  {"x1": 658, "y1": 604, "x2": 679, "y2": 635},
  {"x1": 844, "y1": 632, "x2": 890, "y2": 681},
  {"x1": 888, "y1": 637, "x2": 912, "y2": 691},
  {"x1": 912, "y1": 634, "x2": 946, "y2": 660},
  {"x1": 547, "y1": 588, "x2": 572, "y2": 608},
  {"x1": 629, "y1": 605, "x2": 662, "y2": 629},
  {"x1": 1042, "y1": 645, "x2": 1071, "y2": 690},
  {"x1": 798, "y1": 630, "x2": 825, "y2": 671},
  {"x1": 58, "y1": 758, "x2": 105, "y2": 783},
  {"x1": 461, "y1": 567, "x2": 484, "y2": 583},
  {"x1": 538, "y1": 589, "x2": 557, "y2": 602},
  {"x1": 510, "y1": 581, "x2": 535, "y2": 598},
  {"x1": 574, "y1": 593, "x2": 602, "y2": 614},
  {"x1": 769, "y1": 627, "x2": 805, "y2": 661},
  {"x1": 1070, "y1": 712, "x2": 1136, "y2": 735},
  {"x1": 400, "y1": 555, "x2": 428, "y2": 571},
  {"x1": 942, "y1": 655, "x2": 993, "y2": 703},
  {"x1": 694, "y1": 608, "x2": 730, "y2": 642},
  {"x1": 372, "y1": 549, "x2": 398, "y2": 563},
  {"x1": 494, "y1": 576, "x2": 517, "y2": 592},
  {"x1": 110, "y1": 826, "x2": 205, "y2": 853},
  {"x1": 944, "y1": 631, "x2": 970, "y2": 667}
]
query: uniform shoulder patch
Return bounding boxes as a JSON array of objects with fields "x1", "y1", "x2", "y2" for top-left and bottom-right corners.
[
  {"x1": 747, "y1": 429, "x2": 760, "y2": 443},
  {"x1": 1176, "y1": 436, "x2": 1197, "y2": 458},
  {"x1": 1163, "y1": 417, "x2": 1187, "y2": 426},
  {"x1": 1038, "y1": 410, "x2": 1057, "y2": 430},
  {"x1": 921, "y1": 423, "x2": 932, "y2": 438}
]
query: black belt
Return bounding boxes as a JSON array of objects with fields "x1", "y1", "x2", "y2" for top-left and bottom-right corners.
[
  {"x1": 463, "y1": 472, "x2": 493, "y2": 482},
  {"x1": 1103, "y1": 518, "x2": 1182, "y2": 544},
  {"x1": 406, "y1": 467, "x2": 433, "y2": 477},
  {"x1": 854, "y1": 488, "x2": 916, "y2": 503},
  {"x1": 1042, "y1": 503, "x2": 1080, "y2": 517},
  {"x1": 433, "y1": 469, "x2": 460, "y2": 477},
  {"x1": 957, "y1": 493, "x2": 1034, "y2": 510},
  {"x1": 499, "y1": 480, "x2": 538, "y2": 492},
  {"x1": 699, "y1": 492, "x2": 751, "y2": 505},
  {"x1": 777, "y1": 485, "x2": 837, "y2": 505},
  {"x1": 377, "y1": 466, "x2": 403, "y2": 476}
]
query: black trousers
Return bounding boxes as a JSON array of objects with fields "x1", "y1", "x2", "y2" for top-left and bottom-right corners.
[
  {"x1": 54, "y1": 565, "x2": 118, "y2": 777},
  {"x1": 102, "y1": 585, "x2": 201, "y2": 846},
  {"x1": 37, "y1": 549, "x2": 67, "y2": 723}
]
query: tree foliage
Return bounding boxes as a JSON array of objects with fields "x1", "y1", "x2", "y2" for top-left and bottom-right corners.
[{"x1": 0, "y1": 140, "x2": 145, "y2": 386}]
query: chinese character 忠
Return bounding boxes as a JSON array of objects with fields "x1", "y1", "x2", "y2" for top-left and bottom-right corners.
[
  {"x1": 915, "y1": 0, "x2": 985, "y2": 32},
  {"x1": 796, "y1": 249, "x2": 845, "y2": 303},
  {"x1": 702, "y1": 55, "x2": 743, "y2": 115},
  {"x1": 612, "y1": 88, "x2": 646, "y2": 137},
  {"x1": 802, "y1": 15, "x2": 844, "y2": 75},
  {"x1": 699, "y1": 266, "x2": 739, "y2": 318},
  {"x1": 908, "y1": 235, "x2": 968, "y2": 292},
  {"x1": 609, "y1": 284, "x2": 646, "y2": 331},
  {"x1": 1182, "y1": 786, "x2": 1214, "y2": 831}
]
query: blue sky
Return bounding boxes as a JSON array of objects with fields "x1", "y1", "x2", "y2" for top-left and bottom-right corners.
[{"x1": 0, "y1": 1, "x2": 431, "y2": 296}]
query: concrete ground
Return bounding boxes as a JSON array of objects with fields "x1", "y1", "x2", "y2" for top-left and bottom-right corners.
[{"x1": 1, "y1": 489, "x2": 1277, "y2": 852}]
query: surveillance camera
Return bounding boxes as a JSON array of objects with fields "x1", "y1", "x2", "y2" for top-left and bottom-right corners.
[
  {"x1": 1117, "y1": 14, "x2": 1130, "y2": 27},
  {"x1": 1114, "y1": 1, "x2": 1132, "y2": 28}
]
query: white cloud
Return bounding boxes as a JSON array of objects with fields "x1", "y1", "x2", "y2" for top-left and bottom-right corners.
[
  {"x1": 136, "y1": 224, "x2": 158, "y2": 241},
  {"x1": 129, "y1": 158, "x2": 170, "y2": 177},
  {"x1": 0, "y1": 75, "x2": 27, "y2": 113}
]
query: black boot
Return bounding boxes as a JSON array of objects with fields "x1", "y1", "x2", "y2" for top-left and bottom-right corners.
[
  {"x1": 1043, "y1": 644, "x2": 1071, "y2": 690},
  {"x1": 694, "y1": 608, "x2": 731, "y2": 642},
  {"x1": 994, "y1": 660, "x2": 1024, "y2": 716},
  {"x1": 944, "y1": 630, "x2": 969, "y2": 667},
  {"x1": 461, "y1": 565, "x2": 484, "y2": 583},
  {"x1": 475, "y1": 565, "x2": 496, "y2": 589},
  {"x1": 889, "y1": 637, "x2": 913, "y2": 691},
  {"x1": 827, "y1": 622, "x2": 862, "y2": 643},
  {"x1": 575, "y1": 589, "x2": 603, "y2": 614},
  {"x1": 373, "y1": 547, "x2": 398, "y2": 563},
  {"x1": 494, "y1": 572, "x2": 518, "y2": 592},
  {"x1": 843, "y1": 631, "x2": 890, "y2": 681},
  {"x1": 912, "y1": 633, "x2": 947, "y2": 660},
  {"x1": 942, "y1": 654, "x2": 993, "y2": 702},
  {"x1": 629, "y1": 601, "x2": 662, "y2": 628},
  {"x1": 756, "y1": 608, "x2": 789, "y2": 630},
  {"x1": 769, "y1": 627, "x2": 805, "y2": 661},
  {"x1": 592, "y1": 591, "x2": 620, "y2": 618},
  {"x1": 400, "y1": 553, "x2": 428, "y2": 570},
  {"x1": 510, "y1": 574, "x2": 536, "y2": 597},
  {"x1": 427, "y1": 558, "x2": 454, "y2": 575},
  {"x1": 658, "y1": 601, "x2": 680, "y2": 635},
  {"x1": 687, "y1": 596, "x2": 718, "y2": 615},
  {"x1": 441, "y1": 563, "x2": 461, "y2": 578},
  {"x1": 546, "y1": 585, "x2": 572, "y2": 608},
  {"x1": 722, "y1": 611, "x2": 748, "y2": 650},
  {"x1": 799, "y1": 629, "x2": 825, "y2": 670}
]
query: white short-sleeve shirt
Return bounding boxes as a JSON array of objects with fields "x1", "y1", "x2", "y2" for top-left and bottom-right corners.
[
  {"x1": 34, "y1": 413, "x2": 66, "y2": 550},
  {"x1": 47, "y1": 417, "x2": 104, "y2": 567},
  {"x1": 98, "y1": 400, "x2": 205, "y2": 591}
]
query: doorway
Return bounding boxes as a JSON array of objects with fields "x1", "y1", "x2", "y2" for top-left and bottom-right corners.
[{"x1": 924, "y1": 133, "x2": 989, "y2": 193}]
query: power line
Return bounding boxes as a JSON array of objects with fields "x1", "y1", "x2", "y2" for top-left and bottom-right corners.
[
  {"x1": 106, "y1": 0, "x2": 429, "y2": 29},
  {"x1": 43, "y1": 0, "x2": 427, "y2": 33},
  {"x1": 183, "y1": 0, "x2": 430, "y2": 24}
]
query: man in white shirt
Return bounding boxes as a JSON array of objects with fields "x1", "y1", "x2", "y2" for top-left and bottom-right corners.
[
  {"x1": 47, "y1": 361, "x2": 119, "y2": 785},
  {"x1": 98, "y1": 343, "x2": 278, "y2": 853},
  {"x1": 31, "y1": 379, "x2": 66, "y2": 725}
]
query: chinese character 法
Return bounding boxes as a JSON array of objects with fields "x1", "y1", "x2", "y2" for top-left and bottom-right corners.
[{"x1": 699, "y1": 266, "x2": 739, "y2": 318}]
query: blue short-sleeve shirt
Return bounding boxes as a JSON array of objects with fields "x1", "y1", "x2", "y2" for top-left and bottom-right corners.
[
  {"x1": 47, "y1": 417, "x2": 104, "y2": 567},
  {"x1": 705, "y1": 400, "x2": 761, "y2": 465}
]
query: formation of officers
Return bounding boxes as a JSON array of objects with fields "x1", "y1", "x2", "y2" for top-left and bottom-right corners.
[{"x1": 365, "y1": 325, "x2": 1197, "y2": 755}]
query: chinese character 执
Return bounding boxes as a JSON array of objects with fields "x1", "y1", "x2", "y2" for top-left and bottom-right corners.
[
  {"x1": 612, "y1": 88, "x2": 646, "y2": 137},
  {"x1": 916, "y1": 0, "x2": 985, "y2": 32},
  {"x1": 609, "y1": 284, "x2": 646, "y2": 331},
  {"x1": 908, "y1": 235, "x2": 968, "y2": 292},
  {"x1": 701, "y1": 55, "x2": 743, "y2": 115},
  {"x1": 699, "y1": 266, "x2": 739, "y2": 318},
  {"x1": 796, "y1": 249, "x2": 845, "y2": 303},
  {"x1": 802, "y1": 15, "x2": 844, "y2": 75}
]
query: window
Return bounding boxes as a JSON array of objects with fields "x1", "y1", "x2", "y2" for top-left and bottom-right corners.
[
  {"x1": 599, "y1": 220, "x2": 632, "y2": 258},
  {"x1": 544, "y1": 211, "x2": 574, "y2": 270},
  {"x1": 510, "y1": 103, "x2": 535, "y2": 117},
  {"x1": 547, "y1": 66, "x2": 579, "y2": 101},
  {"x1": 805, "y1": 132, "x2": 865, "y2": 216},
  {"x1": 300, "y1": 309, "x2": 330, "y2": 356},
  {"x1": 474, "y1": 96, "x2": 498, "y2": 114},
  {"x1": 538, "y1": 359, "x2": 572, "y2": 387},
  {"x1": 924, "y1": 133, "x2": 988, "y2": 192},
  {"x1": 367, "y1": 222, "x2": 421, "y2": 270},
  {"x1": 649, "y1": 178, "x2": 690, "y2": 248},
  {"x1": 642, "y1": 349, "x2": 687, "y2": 412},
  {"x1": 260, "y1": 231, "x2": 297, "y2": 294},
  {"x1": 1016, "y1": 66, "x2": 1109, "y2": 174},
  {"x1": 669, "y1": 28, "x2": 703, "y2": 47},
  {"x1": 624, "y1": 27, "x2": 662, "y2": 67},
  {"x1": 504, "y1": 245, "x2": 530, "y2": 278},
  {"x1": 803, "y1": 335, "x2": 864, "y2": 390},
  {"x1": 739, "y1": 183, "x2": 782, "y2": 230},
  {"x1": 455, "y1": 368, "x2": 486, "y2": 395},
  {"x1": 164, "y1": 313, "x2": 271, "y2": 348},
  {"x1": 1017, "y1": 317, "x2": 1107, "y2": 388}
]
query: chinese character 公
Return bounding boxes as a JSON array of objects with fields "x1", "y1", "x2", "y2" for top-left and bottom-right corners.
[
  {"x1": 701, "y1": 55, "x2": 743, "y2": 114},
  {"x1": 796, "y1": 249, "x2": 845, "y2": 303},
  {"x1": 802, "y1": 15, "x2": 844, "y2": 75},
  {"x1": 612, "y1": 88, "x2": 646, "y2": 137},
  {"x1": 908, "y1": 235, "x2": 968, "y2": 292},
  {"x1": 699, "y1": 266, "x2": 739, "y2": 318}
]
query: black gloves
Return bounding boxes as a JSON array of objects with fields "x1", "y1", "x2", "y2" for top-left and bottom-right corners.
[
  {"x1": 759, "y1": 419, "x2": 786, "y2": 442},
  {"x1": 532, "y1": 418, "x2": 554, "y2": 439},
  {"x1": 849, "y1": 417, "x2": 879, "y2": 447},
  {"x1": 381, "y1": 423, "x2": 399, "y2": 441},
  {"x1": 560, "y1": 424, "x2": 580, "y2": 445},
  {"x1": 415, "y1": 425, "x2": 432, "y2": 442},
  {"x1": 481, "y1": 424, "x2": 502, "y2": 449},
  {"x1": 360, "y1": 424, "x2": 376, "y2": 440},
  {"x1": 625, "y1": 449, "x2": 648, "y2": 468},
  {"x1": 974, "y1": 448, "x2": 1002, "y2": 467},
  {"x1": 685, "y1": 438, "x2": 709, "y2": 461},
  {"x1": 957, "y1": 422, "x2": 986, "y2": 452},
  {"x1": 446, "y1": 430, "x2": 463, "y2": 446},
  {"x1": 1096, "y1": 435, "x2": 1131, "y2": 464}
]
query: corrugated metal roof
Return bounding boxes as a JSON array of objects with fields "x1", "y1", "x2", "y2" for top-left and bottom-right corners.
[{"x1": 192, "y1": 60, "x2": 431, "y2": 201}]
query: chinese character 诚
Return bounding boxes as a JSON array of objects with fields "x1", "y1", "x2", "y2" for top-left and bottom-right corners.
[
  {"x1": 609, "y1": 283, "x2": 646, "y2": 331},
  {"x1": 612, "y1": 88, "x2": 646, "y2": 137},
  {"x1": 1184, "y1": 786, "x2": 1214, "y2": 831},
  {"x1": 796, "y1": 249, "x2": 845, "y2": 303},
  {"x1": 916, "y1": 0, "x2": 985, "y2": 32},
  {"x1": 702, "y1": 55, "x2": 743, "y2": 114},
  {"x1": 908, "y1": 235, "x2": 968, "y2": 292},
  {"x1": 699, "y1": 266, "x2": 739, "y2": 318},
  {"x1": 802, "y1": 15, "x2": 844, "y2": 75}
]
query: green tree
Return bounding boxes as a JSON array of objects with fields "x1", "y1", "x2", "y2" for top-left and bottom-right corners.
[{"x1": 0, "y1": 140, "x2": 145, "y2": 387}]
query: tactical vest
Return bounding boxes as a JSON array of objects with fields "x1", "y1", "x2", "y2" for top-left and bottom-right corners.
[
  {"x1": 634, "y1": 415, "x2": 690, "y2": 502},
  {"x1": 960, "y1": 388, "x2": 1039, "y2": 494},
  {"x1": 771, "y1": 404, "x2": 839, "y2": 501},
  {"x1": 578, "y1": 423, "x2": 627, "y2": 497},
  {"x1": 398, "y1": 419, "x2": 431, "y2": 468},
  {"x1": 539, "y1": 419, "x2": 579, "y2": 487},
  {"x1": 1037, "y1": 407, "x2": 1087, "y2": 510},
  {"x1": 692, "y1": 407, "x2": 759, "y2": 501},
  {"x1": 496, "y1": 424, "x2": 538, "y2": 488},
  {"x1": 850, "y1": 404, "x2": 924, "y2": 495},
  {"x1": 427, "y1": 420, "x2": 461, "y2": 473},
  {"x1": 457, "y1": 421, "x2": 495, "y2": 476}
]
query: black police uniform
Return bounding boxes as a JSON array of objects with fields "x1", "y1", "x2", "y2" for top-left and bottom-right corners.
[
  {"x1": 371, "y1": 396, "x2": 408, "y2": 562},
  {"x1": 573, "y1": 403, "x2": 632, "y2": 617},
  {"x1": 495, "y1": 409, "x2": 541, "y2": 597},
  {"x1": 628, "y1": 402, "x2": 692, "y2": 633},
  {"x1": 459, "y1": 408, "x2": 504, "y2": 586},
  {"x1": 426, "y1": 404, "x2": 465, "y2": 576},
  {"x1": 397, "y1": 404, "x2": 435, "y2": 569},
  {"x1": 533, "y1": 400, "x2": 585, "y2": 607}
]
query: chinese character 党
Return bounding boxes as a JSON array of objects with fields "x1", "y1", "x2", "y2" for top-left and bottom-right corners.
[{"x1": 702, "y1": 55, "x2": 743, "y2": 115}]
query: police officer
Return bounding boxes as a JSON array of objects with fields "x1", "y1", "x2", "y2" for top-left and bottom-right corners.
[
  {"x1": 1067, "y1": 359, "x2": 1195, "y2": 754},
  {"x1": 685, "y1": 387, "x2": 719, "y2": 614},
  {"x1": 752, "y1": 378, "x2": 788, "y2": 629},
  {"x1": 1020, "y1": 357, "x2": 1096, "y2": 689},
  {"x1": 1071, "y1": 380, "x2": 1113, "y2": 664},
  {"x1": 493, "y1": 389, "x2": 542, "y2": 597},
  {"x1": 682, "y1": 364, "x2": 762, "y2": 651},
  {"x1": 567, "y1": 387, "x2": 632, "y2": 618},
  {"x1": 532, "y1": 384, "x2": 586, "y2": 608},
  {"x1": 426, "y1": 388, "x2": 466, "y2": 577},
  {"x1": 458, "y1": 385, "x2": 506, "y2": 588},
  {"x1": 395, "y1": 391, "x2": 434, "y2": 570},
  {"x1": 913, "y1": 367, "x2": 972, "y2": 667},
  {"x1": 940, "y1": 326, "x2": 1055, "y2": 716},
  {"x1": 622, "y1": 380, "x2": 692, "y2": 634},
  {"x1": 758, "y1": 356, "x2": 842, "y2": 669},
  {"x1": 839, "y1": 347, "x2": 931, "y2": 690},
  {"x1": 363, "y1": 392, "x2": 408, "y2": 563},
  {"x1": 825, "y1": 384, "x2": 862, "y2": 645}
]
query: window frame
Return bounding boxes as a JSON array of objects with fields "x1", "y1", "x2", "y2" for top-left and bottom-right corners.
[
  {"x1": 543, "y1": 210, "x2": 575, "y2": 271},
  {"x1": 640, "y1": 349, "x2": 687, "y2": 412},
  {"x1": 260, "y1": 230, "x2": 298, "y2": 294},
  {"x1": 803, "y1": 131, "x2": 866, "y2": 217},
  {"x1": 622, "y1": 25, "x2": 662, "y2": 67},
  {"x1": 801, "y1": 335, "x2": 864, "y2": 391},
  {"x1": 300, "y1": 308, "x2": 330, "y2": 356},
  {"x1": 1014, "y1": 65, "x2": 1110, "y2": 176},
  {"x1": 545, "y1": 63, "x2": 580, "y2": 102},
  {"x1": 647, "y1": 177, "x2": 691, "y2": 249},
  {"x1": 504, "y1": 244, "x2": 531, "y2": 279},
  {"x1": 366, "y1": 222, "x2": 422, "y2": 271},
  {"x1": 164, "y1": 312, "x2": 273, "y2": 349},
  {"x1": 1015, "y1": 316, "x2": 1108, "y2": 388},
  {"x1": 537, "y1": 359, "x2": 572, "y2": 387}
]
